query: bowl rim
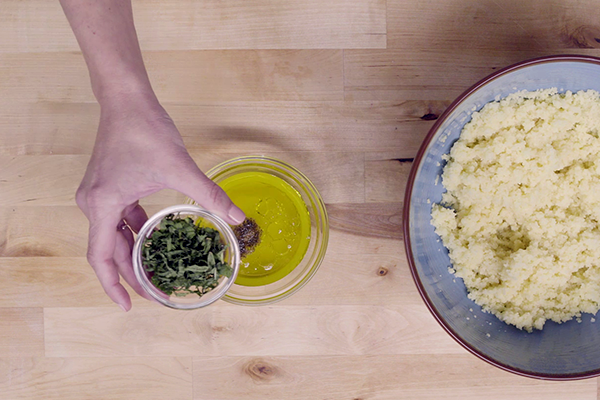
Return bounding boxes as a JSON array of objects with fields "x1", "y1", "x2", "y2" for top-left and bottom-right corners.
[{"x1": 402, "y1": 54, "x2": 600, "y2": 381}]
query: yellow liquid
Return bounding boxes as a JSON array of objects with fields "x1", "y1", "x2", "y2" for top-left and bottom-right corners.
[{"x1": 218, "y1": 172, "x2": 311, "y2": 286}]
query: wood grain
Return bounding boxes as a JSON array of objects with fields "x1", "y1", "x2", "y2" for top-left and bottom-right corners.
[
  {"x1": 0, "y1": 258, "x2": 143, "y2": 308},
  {"x1": 386, "y1": 0, "x2": 600, "y2": 51},
  {"x1": 0, "y1": 252, "x2": 417, "y2": 308},
  {"x1": 191, "y1": 355, "x2": 596, "y2": 400},
  {"x1": 0, "y1": 357, "x2": 192, "y2": 400},
  {"x1": 328, "y1": 202, "x2": 402, "y2": 239},
  {"x1": 0, "y1": 207, "x2": 89, "y2": 257},
  {"x1": 0, "y1": 205, "x2": 403, "y2": 258},
  {"x1": 365, "y1": 159, "x2": 412, "y2": 202},
  {"x1": 0, "y1": 308, "x2": 44, "y2": 357},
  {"x1": 0, "y1": 100, "x2": 442, "y2": 156},
  {"x1": 43, "y1": 305, "x2": 461, "y2": 358},
  {"x1": 1, "y1": 0, "x2": 386, "y2": 52},
  {"x1": 0, "y1": 152, "x2": 364, "y2": 206},
  {"x1": 343, "y1": 49, "x2": 600, "y2": 101},
  {"x1": 276, "y1": 251, "x2": 420, "y2": 306},
  {"x1": 3, "y1": 0, "x2": 600, "y2": 398},
  {"x1": 0, "y1": 50, "x2": 343, "y2": 104}
]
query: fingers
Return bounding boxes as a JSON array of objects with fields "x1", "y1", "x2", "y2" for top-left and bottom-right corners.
[
  {"x1": 166, "y1": 165, "x2": 245, "y2": 225},
  {"x1": 86, "y1": 214, "x2": 132, "y2": 311},
  {"x1": 123, "y1": 203, "x2": 148, "y2": 233},
  {"x1": 83, "y1": 203, "x2": 153, "y2": 308},
  {"x1": 114, "y1": 228, "x2": 153, "y2": 301}
]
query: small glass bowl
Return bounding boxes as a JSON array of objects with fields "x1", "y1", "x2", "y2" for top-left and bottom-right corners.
[
  {"x1": 187, "y1": 156, "x2": 329, "y2": 305},
  {"x1": 132, "y1": 205, "x2": 240, "y2": 310}
]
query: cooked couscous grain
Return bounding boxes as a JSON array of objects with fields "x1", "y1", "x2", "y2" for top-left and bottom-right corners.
[{"x1": 431, "y1": 88, "x2": 600, "y2": 332}]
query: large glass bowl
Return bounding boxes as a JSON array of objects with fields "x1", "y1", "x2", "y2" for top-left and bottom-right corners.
[
  {"x1": 133, "y1": 205, "x2": 240, "y2": 310},
  {"x1": 188, "y1": 156, "x2": 329, "y2": 305},
  {"x1": 404, "y1": 55, "x2": 600, "y2": 380}
]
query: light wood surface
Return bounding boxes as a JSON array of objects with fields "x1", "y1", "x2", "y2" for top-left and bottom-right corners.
[{"x1": 2, "y1": 0, "x2": 600, "y2": 399}]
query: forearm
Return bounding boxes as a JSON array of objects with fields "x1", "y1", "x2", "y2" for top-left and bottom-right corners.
[{"x1": 59, "y1": 0, "x2": 155, "y2": 105}]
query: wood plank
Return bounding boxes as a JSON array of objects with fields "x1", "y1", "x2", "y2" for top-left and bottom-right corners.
[
  {"x1": 0, "y1": 203, "x2": 402, "y2": 257},
  {"x1": 147, "y1": 50, "x2": 344, "y2": 102},
  {"x1": 0, "y1": 152, "x2": 363, "y2": 206},
  {"x1": 328, "y1": 202, "x2": 402, "y2": 240},
  {"x1": 281, "y1": 251, "x2": 421, "y2": 306},
  {"x1": 0, "y1": 199, "x2": 407, "y2": 307},
  {"x1": 0, "y1": 207, "x2": 89, "y2": 257},
  {"x1": 136, "y1": 0, "x2": 387, "y2": 50},
  {"x1": 0, "y1": 309, "x2": 44, "y2": 357},
  {"x1": 0, "y1": 100, "x2": 441, "y2": 157},
  {"x1": 0, "y1": 258, "x2": 150, "y2": 309},
  {"x1": 172, "y1": 101, "x2": 435, "y2": 157},
  {"x1": 0, "y1": 1, "x2": 77, "y2": 53},
  {"x1": 0, "y1": 250, "x2": 419, "y2": 308},
  {"x1": 0, "y1": 102, "x2": 97, "y2": 155},
  {"x1": 343, "y1": 49, "x2": 600, "y2": 101},
  {"x1": 0, "y1": 155, "x2": 85, "y2": 206},
  {"x1": 43, "y1": 305, "x2": 461, "y2": 357},
  {"x1": 365, "y1": 159, "x2": 412, "y2": 202},
  {"x1": 386, "y1": 0, "x2": 600, "y2": 51},
  {"x1": 0, "y1": 357, "x2": 192, "y2": 400},
  {"x1": 191, "y1": 355, "x2": 596, "y2": 400},
  {"x1": 327, "y1": 202, "x2": 403, "y2": 257},
  {"x1": 0, "y1": 210, "x2": 7, "y2": 257},
  {"x1": 0, "y1": 50, "x2": 343, "y2": 104},
  {"x1": 0, "y1": 0, "x2": 385, "y2": 52}
]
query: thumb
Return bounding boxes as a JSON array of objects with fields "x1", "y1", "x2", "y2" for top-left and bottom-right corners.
[{"x1": 166, "y1": 165, "x2": 245, "y2": 225}]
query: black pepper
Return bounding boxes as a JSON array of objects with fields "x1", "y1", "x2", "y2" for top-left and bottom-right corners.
[{"x1": 233, "y1": 217, "x2": 262, "y2": 258}]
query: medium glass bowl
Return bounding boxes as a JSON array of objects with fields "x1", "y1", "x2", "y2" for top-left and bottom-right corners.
[
  {"x1": 404, "y1": 55, "x2": 600, "y2": 380},
  {"x1": 132, "y1": 205, "x2": 240, "y2": 310},
  {"x1": 187, "y1": 156, "x2": 329, "y2": 305}
]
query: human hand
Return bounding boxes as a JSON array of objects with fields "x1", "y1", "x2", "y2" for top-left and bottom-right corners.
[{"x1": 76, "y1": 93, "x2": 245, "y2": 311}]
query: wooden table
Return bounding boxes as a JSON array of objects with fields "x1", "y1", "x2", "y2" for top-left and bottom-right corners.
[{"x1": 1, "y1": 1, "x2": 600, "y2": 398}]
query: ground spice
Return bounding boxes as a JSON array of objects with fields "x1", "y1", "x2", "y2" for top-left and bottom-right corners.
[{"x1": 233, "y1": 217, "x2": 262, "y2": 258}]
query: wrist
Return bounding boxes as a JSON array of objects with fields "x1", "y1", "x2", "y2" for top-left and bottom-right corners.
[{"x1": 93, "y1": 72, "x2": 157, "y2": 108}]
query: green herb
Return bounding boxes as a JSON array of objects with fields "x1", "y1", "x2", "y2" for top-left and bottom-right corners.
[{"x1": 142, "y1": 214, "x2": 233, "y2": 297}]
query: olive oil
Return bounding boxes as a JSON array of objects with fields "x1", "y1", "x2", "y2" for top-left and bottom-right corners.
[{"x1": 218, "y1": 171, "x2": 311, "y2": 286}]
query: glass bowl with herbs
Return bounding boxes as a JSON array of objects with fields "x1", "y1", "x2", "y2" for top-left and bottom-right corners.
[
  {"x1": 132, "y1": 205, "x2": 240, "y2": 309},
  {"x1": 187, "y1": 156, "x2": 329, "y2": 305}
]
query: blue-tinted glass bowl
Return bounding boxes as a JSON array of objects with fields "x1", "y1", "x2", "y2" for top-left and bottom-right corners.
[{"x1": 404, "y1": 55, "x2": 600, "y2": 380}]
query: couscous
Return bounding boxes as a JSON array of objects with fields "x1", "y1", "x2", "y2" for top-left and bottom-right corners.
[{"x1": 431, "y1": 88, "x2": 600, "y2": 332}]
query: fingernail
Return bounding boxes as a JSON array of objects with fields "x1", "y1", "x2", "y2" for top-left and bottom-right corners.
[
  {"x1": 228, "y1": 206, "x2": 245, "y2": 225},
  {"x1": 119, "y1": 304, "x2": 127, "y2": 312}
]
